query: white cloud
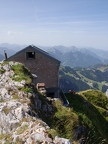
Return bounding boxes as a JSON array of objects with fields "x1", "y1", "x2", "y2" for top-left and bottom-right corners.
[{"x1": 7, "y1": 31, "x2": 23, "y2": 36}]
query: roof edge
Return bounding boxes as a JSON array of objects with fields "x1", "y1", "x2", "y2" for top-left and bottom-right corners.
[{"x1": 7, "y1": 45, "x2": 61, "y2": 63}]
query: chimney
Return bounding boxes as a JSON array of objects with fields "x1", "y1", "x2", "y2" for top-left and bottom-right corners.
[{"x1": 4, "y1": 50, "x2": 8, "y2": 60}]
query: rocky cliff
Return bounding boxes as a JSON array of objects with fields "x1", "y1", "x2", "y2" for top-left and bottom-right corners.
[{"x1": 0, "y1": 61, "x2": 72, "y2": 144}]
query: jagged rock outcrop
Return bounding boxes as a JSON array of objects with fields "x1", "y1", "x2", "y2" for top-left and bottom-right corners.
[{"x1": 0, "y1": 61, "x2": 72, "y2": 144}]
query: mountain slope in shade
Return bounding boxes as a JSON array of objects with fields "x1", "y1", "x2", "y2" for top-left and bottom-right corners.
[
  {"x1": 59, "y1": 64, "x2": 108, "y2": 93},
  {"x1": 61, "y1": 51, "x2": 102, "y2": 67}
]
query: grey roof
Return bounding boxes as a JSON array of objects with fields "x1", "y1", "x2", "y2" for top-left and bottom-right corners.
[{"x1": 7, "y1": 45, "x2": 61, "y2": 63}]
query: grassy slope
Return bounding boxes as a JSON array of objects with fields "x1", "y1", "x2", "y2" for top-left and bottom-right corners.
[
  {"x1": 39, "y1": 90, "x2": 108, "y2": 144},
  {"x1": 59, "y1": 65, "x2": 108, "y2": 93},
  {"x1": 65, "y1": 90, "x2": 108, "y2": 143}
]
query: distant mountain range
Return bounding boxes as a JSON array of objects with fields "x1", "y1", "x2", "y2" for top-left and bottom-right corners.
[
  {"x1": 0, "y1": 47, "x2": 16, "y2": 59},
  {"x1": 0, "y1": 43, "x2": 26, "y2": 60},
  {"x1": 47, "y1": 46, "x2": 108, "y2": 68},
  {"x1": 0, "y1": 43, "x2": 108, "y2": 68},
  {"x1": 0, "y1": 43, "x2": 26, "y2": 51}
]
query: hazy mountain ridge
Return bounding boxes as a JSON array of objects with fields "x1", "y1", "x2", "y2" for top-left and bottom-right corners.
[
  {"x1": 46, "y1": 46, "x2": 108, "y2": 67},
  {"x1": 0, "y1": 47, "x2": 16, "y2": 58},
  {"x1": 0, "y1": 43, "x2": 26, "y2": 59},
  {"x1": 0, "y1": 43, "x2": 108, "y2": 68},
  {"x1": 0, "y1": 43, "x2": 26, "y2": 51},
  {"x1": 89, "y1": 47, "x2": 108, "y2": 60},
  {"x1": 46, "y1": 47, "x2": 63, "y2": 61}
]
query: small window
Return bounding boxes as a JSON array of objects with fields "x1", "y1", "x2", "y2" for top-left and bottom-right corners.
[{"x1": 26, "y1": 52, "x2": 35, "y2": 59}]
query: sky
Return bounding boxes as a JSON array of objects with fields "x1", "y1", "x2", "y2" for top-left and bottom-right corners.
[{"x1": 0, "y1": 0, "x2": 108, "y2": 49}]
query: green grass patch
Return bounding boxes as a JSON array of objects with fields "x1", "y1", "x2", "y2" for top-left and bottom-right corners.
[
  {"x1": 81, "y1": 90, "x2": 108, "y2": 110},
  {"x1": 14, "y1": 138, "x2": 24, "y2": 144},
  {"x1": 53, "y1": 100, "x2": 78, "y2": 140},
  {"x1": 11, "y1": 63, "x2": 32, "y2": 84},
  {"x1": 0, "y1": 134, "x2": 12, "y2": 143},
  {"x1": 0, "y1": 69, "x2": 5, "y2": 74},
  {"x1": 38, "y1": 99, "x2": 78, "y2": 141},
  {"x1": 21, "y1": 87, "x2": 32, "y2": 93},
  {"x1": 12, "y1": 95, "x2": 19, "y2": 100},
  {"x1": 47, "y1": 129, "x2": 58, "y2": 139},
  {"x1": 16, "y1": 124, "x2": 28, "y2": 135},
  {"x1": 0, "y1": 99, "x2": 5, "y2": 103}
]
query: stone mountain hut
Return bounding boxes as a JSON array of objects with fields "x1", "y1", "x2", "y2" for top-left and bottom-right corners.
[{"x1": 7, "y1": 45, "x2": 61, "y2": 97}]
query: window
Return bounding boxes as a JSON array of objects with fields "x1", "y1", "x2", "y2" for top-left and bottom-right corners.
[{"x1": 26, "y1": 52, "x2": 35, "y2": 59}]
